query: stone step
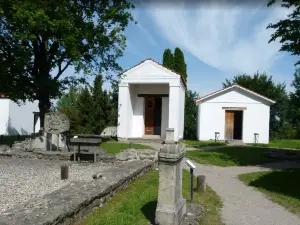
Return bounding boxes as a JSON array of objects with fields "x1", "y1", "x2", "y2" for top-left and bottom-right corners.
[{"x1": 226, "y1": 139, "x2": 245, "y2": 146}]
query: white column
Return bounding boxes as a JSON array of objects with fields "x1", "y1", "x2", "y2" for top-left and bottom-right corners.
[
  {"x1": 117, "y1": 83, "x2": 129, "y2": 138},
  {"x1": 168, "y1": 85, "x2": 180, "y2": 142}
]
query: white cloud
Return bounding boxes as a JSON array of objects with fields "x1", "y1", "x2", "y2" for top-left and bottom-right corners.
[{"x1": 148, "y1": 1, "x2": 292, "y2": 74}]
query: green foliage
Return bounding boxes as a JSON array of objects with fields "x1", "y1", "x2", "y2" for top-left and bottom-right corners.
[
  {"x1": 91, "y1": 75, "x2": 107, "y2": 134},
  {"x1": 0, "y1": 0, "x2": 135, "y2": 127},
  {"x1": 289, "y1": 68, "x2": 300, "y2": 137},
  {"x1": 75, "y1": 86, "x2": 94, "y2": 134},
  {"x1": 267, "y1": 0, "x2": 300, "y2": 66},
  {"x1": 162, "y1": 48, "x2": 174, "y2": 69},
  {"x1": 56, "y1": 86, "x2": 80, "y2": 133},
  {"x1": 173, "y1": 47, "x2": 187, "y2": 80},
  {"x1": 56, "y1": 75, "x2": 119, "y2": 134},
  {"x1": 223, "y1": 72, "x2": 290, "y2": 138},
  {"x1": 184, "y1": 90, "x2": 199, "y2": 140}
]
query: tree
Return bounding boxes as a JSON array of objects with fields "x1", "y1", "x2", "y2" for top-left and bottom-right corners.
[
  {"x1": 56, "y1": 86, "x2": 80, "y2": 133},
  {"x1": 267, "y1": 0, "x2": 300, "y2": 65},
  {"x1": 162, "y1": 48, "x2": 174, "y2": 69},
  {"x1": 75, "y1": 86, "x2": 94, "y2": 134},
  {"x1": 289, "y1": 68, "x2": 300, "y2": 136},
  {"x1": 90, "y1": 75, "x2": 113, "y2": 134},
  {"x1": 109, "y1": 79, "x2": 119, "y2": 126},
  {"x1": 0, "y1": 0, "x2": 135, "y2": 128},
  {"x1": 223, "y1": 72, "x2": 290, "y2": 138},
  {"x1": 184, "y1": 90, "x2": 199, "y2": 140},
  {"x1": 173, "y1": 47, "x2": 187, "y2": 80}
]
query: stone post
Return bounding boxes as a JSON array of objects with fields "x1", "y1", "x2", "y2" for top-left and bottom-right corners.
[{"x1": 155, "y1": 128, "x2": 186, "y2": 225}]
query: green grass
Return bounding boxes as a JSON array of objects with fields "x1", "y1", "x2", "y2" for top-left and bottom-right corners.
[
  {"x1": 100, "y1": 142, "x2": 152, "y2": 155},
  {"x1": 186, "y1": 147, "x2": 279, "y2": 167},
  {"x1": 79, "y1": 170, "x2": 223, "y2": 225},
  {"x1": 184, "y1": 140, "x2": 226, "y2": 147},
  {"x1": 251, "y1": 139, "x2": 300, "y2": 149},
  {"x1": 239, "y1": 169, "x2": 300, "y2": 214},
  {"x1": 0, "y1": 135, "x2": 30, "y2": 147}
]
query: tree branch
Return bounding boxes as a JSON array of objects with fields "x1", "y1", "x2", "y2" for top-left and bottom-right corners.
[{"x1": 54, "y1": 60, "x2": 71, "y2": 80}]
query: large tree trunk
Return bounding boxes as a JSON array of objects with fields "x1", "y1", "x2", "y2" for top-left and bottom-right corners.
[{"x1": 38, "y1": 95, "x2": 51, "y2": 130}]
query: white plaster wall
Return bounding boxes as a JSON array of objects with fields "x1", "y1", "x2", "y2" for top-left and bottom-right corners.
[
  {"x1": 0, "y1": 99, "x2": 9, "y2": 135},
  {"x1": 7, "y1": 100, "x2": 40, "y2": 135},
  {"x1": 168, "y1": 86, "x2": 180, "y2": 141},
  {"x1": 161, "y1": 97, "x2": 169, "y2": 139},
  {"x1": 197, "y1": 90, "x2": 271, "y2": 144},
  {"x1": 118, "y1": 59, "x2": 186, "y2": 140},
  {"x1": 178, "y1": 80, "x2": 186, "y2": 140},
  {"x1": 117, "y1": 84, "x2": 130, "y2": 138}
]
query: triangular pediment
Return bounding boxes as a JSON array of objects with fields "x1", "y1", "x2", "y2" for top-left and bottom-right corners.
[{"x1": 122, "y1": 59, "x2": 180, "y2": 79}]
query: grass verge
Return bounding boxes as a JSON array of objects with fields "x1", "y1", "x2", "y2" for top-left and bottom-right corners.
[
  {"x1": 184, "y1": 140, "x2": 226, "y2": 148},
  {"x1": 239, "y1": 168, "x2": 300, "y2": 214},
  {"x1": 100, "y1": 142, "x2": 152, "y2": 155},
  {"x1": 186, "y1": 147, "x2": 279, "y2": 167},
  {"x1": 79, "y1": 169, "x2": 223, "y2": 225},
  {"x1": 250, "y1": 139, "x2": 300, "y2": 149}
]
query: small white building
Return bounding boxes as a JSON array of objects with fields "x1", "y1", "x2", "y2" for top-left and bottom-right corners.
[
  {"x1": 0, "y1": 95, "x2": 40, "y2": 135},
  {"x1": 117, "y1": 58, "x2": 186, "y2": 142},
  {"x1": 196, "y1": 85, "x2": 275, "y2": 144}
]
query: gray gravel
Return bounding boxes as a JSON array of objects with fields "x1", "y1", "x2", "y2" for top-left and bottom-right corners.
[
  {"x1": 184, "y1": 158, "x2": 300, "y2": 225},
  {"x1": 0, "y1": 158, "x2": 114, "y2": 213}
]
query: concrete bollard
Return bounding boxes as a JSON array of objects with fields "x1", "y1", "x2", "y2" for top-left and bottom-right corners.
[
  {"x1": 196, "y1": 175, "x2": 206, "y2": 192},
  {"x1": 61, "y1": 164, "x2": 69, "y2": 180}
]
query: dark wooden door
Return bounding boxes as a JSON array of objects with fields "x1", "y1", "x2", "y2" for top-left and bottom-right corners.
[
  {"x1": 225, "y1": 111, "x2": 234, "y2": 140},
  {"x1": 145, "y1": 97, "x2": 155, "y2": 135}
]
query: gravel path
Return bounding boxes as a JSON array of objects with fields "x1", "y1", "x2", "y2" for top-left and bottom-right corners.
[
  {"x1": 0, "y1": 158, "x2": 114, "y2": 213},
  {"x1": 184, "y1": 158, "x2": 300, "y2": 225}
]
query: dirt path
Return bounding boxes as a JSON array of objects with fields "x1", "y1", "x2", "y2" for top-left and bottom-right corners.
[{"x1": 183, "y1": 159, "x2": 300, "y2": 225}]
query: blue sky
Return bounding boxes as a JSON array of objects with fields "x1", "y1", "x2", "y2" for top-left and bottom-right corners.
[
  {"x1": 114, "y1": 1, "x2": 298, "y2": 96},
  {"x1": 61, "y1": 0, "x2": 298, "y2": 97}
]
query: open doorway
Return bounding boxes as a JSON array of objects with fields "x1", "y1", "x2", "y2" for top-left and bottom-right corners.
[
  {"x1": 225, "y1": 110, "x2": 243, "y2": 140},
  {"x1": 144, "y1": 97, "x2": 162, "y2": 136}
]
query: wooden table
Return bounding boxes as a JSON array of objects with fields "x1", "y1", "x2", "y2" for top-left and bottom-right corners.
[{"x1": 69, "y1": 137, "x2": 102, "y2": 163}]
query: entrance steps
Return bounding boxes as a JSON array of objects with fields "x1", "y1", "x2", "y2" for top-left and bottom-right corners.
[
  {"x1": 226, "y1": 139, "x2": 245, "y2": 146},
  {"x1": 125, "y1": 135, "x2": 163, "y2": 144}
]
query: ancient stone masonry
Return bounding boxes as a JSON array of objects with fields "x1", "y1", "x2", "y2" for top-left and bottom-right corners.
[
  {"x1": 0, "y1": 161, "x2": 154, "y2": 225},
  {"x1": 155, "y1": 128, "x2": 186, "y2": 225},
  {"x1": 44, "y1": 112, "x2": 70, "y2": 135}
]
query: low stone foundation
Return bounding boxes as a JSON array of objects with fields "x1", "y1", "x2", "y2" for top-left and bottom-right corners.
[
  {"x1": 116, "y1": 149, "x2": 158, "y2": 162},
  {"x1": 0, "y1": 161, "x2": 155, "y2": 225}
]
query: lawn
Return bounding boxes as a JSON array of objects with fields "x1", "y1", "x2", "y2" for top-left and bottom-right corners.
[
  {"x1": 100, "y1": 142, "x2": 152, "y2": 155},
  {"x1": 239, "y1": 169, "x2": 300, "y2": 214},
  {"x1": 251, "y1": 139, "x2": 300, "y2": 149},
  {"x1": 184, "y1": 140, "x2": 226, "y2": 147},
  {"x1": 78, "y1": 170, "x2": 223, "y2": 225},
  {"x1": 186, "y1": 147, "x2": 279, "y2": 167}
]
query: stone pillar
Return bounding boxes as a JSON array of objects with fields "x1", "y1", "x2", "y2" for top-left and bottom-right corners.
[{"x1": 155, "y1": 128, "x2": 186, "y2": 225}]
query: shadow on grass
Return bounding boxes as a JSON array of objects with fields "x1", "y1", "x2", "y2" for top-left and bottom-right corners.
[
  {"x1": 186, "y1": 147, "x2": 281, "y2": 167},
  {"x1": 141, "y1": 200, "x2": 157, "y2": 225},
  {"x1": 247, "y1": 169, "x2": 300, "y2": 201}
]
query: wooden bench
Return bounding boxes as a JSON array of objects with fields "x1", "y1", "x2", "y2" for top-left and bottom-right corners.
[{"x1": 69, "y1": 136, "x2": 102, "y2": 163}]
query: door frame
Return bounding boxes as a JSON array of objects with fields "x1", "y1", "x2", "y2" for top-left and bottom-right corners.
[
  {"x1": 224, "y1": 109, "x2": 244, "y2": 141},
  {"x1": 224, "y1": 110, "x2": 234, "y2": 140},
  {"x1": 144, "y1": 96, "x2": 155, "y2": 135}
]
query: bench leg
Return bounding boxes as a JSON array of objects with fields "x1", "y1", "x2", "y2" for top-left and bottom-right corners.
[
  {"x1": 94, "y1": 152, "x2": 96, "y2": 163},
  {"x1": 74, "y1": 145, "x2": 76, "y2": 162},
  {"x1": 78, "y1": 144, "x2": 81, "y2": 163}
]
